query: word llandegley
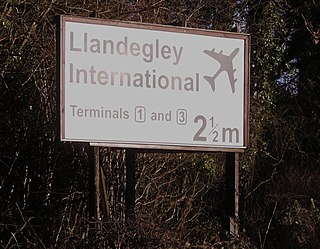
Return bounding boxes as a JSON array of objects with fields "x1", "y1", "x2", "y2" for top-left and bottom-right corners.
[
  {"x1": 69, "y1": 63, "x2": 200, "y2": 92},
  {"x1": 69, "y1": 32, "x2": 184, "y2": 65}
]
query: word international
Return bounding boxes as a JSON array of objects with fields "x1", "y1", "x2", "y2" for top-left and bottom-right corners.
[{"x1": 68, "y1": 63, "x2": 200, "y2": 92}]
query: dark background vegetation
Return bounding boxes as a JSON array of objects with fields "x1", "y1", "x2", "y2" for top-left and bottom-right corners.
[{"x1": 0, "y1": 0, "x2": 319, "y2": 248}]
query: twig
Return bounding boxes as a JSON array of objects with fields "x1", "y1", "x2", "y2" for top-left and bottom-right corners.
[
  {"x1": 261, "y1": 200, "x2": 278, "y2": 249},
  {"x1": 4, "y1": 216, "x2": 31, "y2": 249}
]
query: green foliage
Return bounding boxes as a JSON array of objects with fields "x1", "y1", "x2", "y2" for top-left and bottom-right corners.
[
  {"x1": 246, "y1": 1, "x2": 288, "y2": 108},
  {"x1": 238, "y1": 1, "x2": 320, "y2": 248}
]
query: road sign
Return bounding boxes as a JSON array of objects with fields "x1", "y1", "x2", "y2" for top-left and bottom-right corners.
[{"x1": 57, "y1": 16, "x2": 250, "y2": 152}]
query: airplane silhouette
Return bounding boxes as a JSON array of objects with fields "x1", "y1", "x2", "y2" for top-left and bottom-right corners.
[{"x1": 203, "y1": 48, "x2": 239, "y2": 94}]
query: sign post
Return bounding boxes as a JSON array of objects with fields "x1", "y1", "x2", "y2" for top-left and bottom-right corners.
[
  {"x1": 224, "y1": 152, "x2": 239, "y2": 238},
  {"x1": 125, "y1": 149, "x2": 136, "y2": 221}
]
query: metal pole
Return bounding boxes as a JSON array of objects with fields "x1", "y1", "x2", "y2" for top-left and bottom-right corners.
[
  {"x1": 88, "y1": 146, "x2": 101, "y2": 245},
  {"x1": 232, "y1": 153, "x2": 239, "y2": 237},
  {"x1": 94, "y1": 146, "x2": 101, "y2": 222},
  {"x1": 125, "y1": 149, "x2": 136, "y2": 221},
  {"x1": 224, "y1": 152, "x2": 239, "y2": 238}
]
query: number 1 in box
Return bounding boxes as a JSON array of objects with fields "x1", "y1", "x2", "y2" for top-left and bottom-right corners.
[{"x1": 135, "y1": 106, "x2": 146, "y2": 123}]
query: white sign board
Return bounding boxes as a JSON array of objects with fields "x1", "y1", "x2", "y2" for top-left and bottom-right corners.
[{"x1": 58, "y1": 16, "x2": 250, "y2": 151}]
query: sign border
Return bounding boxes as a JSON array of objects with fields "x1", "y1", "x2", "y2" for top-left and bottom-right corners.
[{"x1": 57, "y1": 15, "x2": 250, "y2": 152}]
